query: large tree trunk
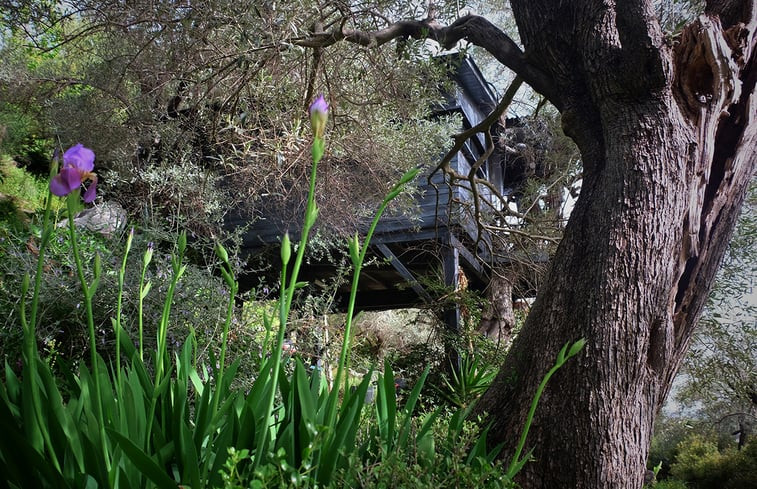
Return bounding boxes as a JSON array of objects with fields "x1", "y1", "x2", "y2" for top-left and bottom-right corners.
[
  {"x1": 477, "y1": 270, "x2": 516, "y2": 347},
  {"x1": 305, "y1": 1, "x2": 755, "y2": 485},
  {"x1": 474, "y1": 2, "x2": 757, "y2": 488}
]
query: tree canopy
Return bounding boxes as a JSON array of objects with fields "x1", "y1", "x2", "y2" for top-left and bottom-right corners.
[{"x1": 0, "y1": 0, "x2": 462, "y2": 237}]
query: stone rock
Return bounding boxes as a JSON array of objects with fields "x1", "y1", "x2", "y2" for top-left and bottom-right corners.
[{"x1": 59, "y1": 201, "x2": 127, "y2": 237}]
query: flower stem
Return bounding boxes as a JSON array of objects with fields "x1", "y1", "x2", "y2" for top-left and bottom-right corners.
[
  {"x1": 253, "y1": 136, "x2": 322, "y2": 473},
  {"x1": 209, "y1": 259, "x2": 238, "y2": 420},
  {"x1": 20, "y1": 170, "x2": 61, "y2": 472},
  {"x1": 138, "y1": 244, "x2": 153, "y2": 362},
  {"x1": 114, "y1": 229, "x2": 134, "y2": 387},
  {"x1": 66, "y1": 196, "x2": 109, "y2": 471},
  {"x1": 506, "y1": 340, "x2": 585, "y2": 476}
]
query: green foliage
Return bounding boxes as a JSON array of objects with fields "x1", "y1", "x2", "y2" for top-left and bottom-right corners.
[
  {"x1": 653, "y1": 480, "x2": 690, "y2": 489},
  {"x1": 664, "y1": 434, "x2": 757, "y2": 489},
  {"x1": 0, "y1": 156, "x2": 62, "y2": 215},
  {"x1": 438, "y1": 351, "x2": 498, "y2": 408},
  {"x1": 649, "y1": 415, "x2": 700, "y2": 479},
  {"x1": 367, "y1": 361, "x2": 438, "y2": 462},
  {"x1": 0, "y1": 220, "x2": 243, "y2": 379},
  {"x1": 670, "y1": 434, "x2": 727, "y2": 486},
  {"x1": 728, "y1": 439, "x2": 757, "y2": 489},
  {"x1": 0, "y1": 104, "x2": 52, "y2": 165},
  {"x1": 332, "y1": 413, "x2": 514, "y2": 489}
]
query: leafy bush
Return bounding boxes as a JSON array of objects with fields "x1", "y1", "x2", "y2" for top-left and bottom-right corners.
[
  {"x1": 653, "y1": 480, "x2": 689, "y2": 489},
  {"x1": 726, "y1": 439, "x2": 757, "y2": 489},
  {"x1": 649, "y1": 415, "x2": 700, "y2": 479},
  {"x1": 331, "y1": 411, "x2": 515, "y2": 489},
  {"x1": 668, "y1": 433, "x2": 757, "y2": 489},
  {"x1": 0, "y1": 156, "x2": 64, "y2": 216},
  {"x1": 0, "y1": 103, "x2": 52, "y2": 168},
  {"x1": 437, "y1": 351, "x2": 498, "y2": 409},
  {"x1": 0, "y1": 218, "x2": 251, "y2": 379},
  {"x1": 670, "y1": 434, "x2": 725, "y2": 485}
]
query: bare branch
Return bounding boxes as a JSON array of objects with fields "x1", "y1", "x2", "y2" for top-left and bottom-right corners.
[
  {"x1": 294, "y1": 14, "x2": 559, "y2": 105},
  {"x1": 430, "y1": 76, "x2": 524, "y2": 180},
  {"x1": 428, "y1": 76, "x2": 525, "y2": 252},
  {"x1": 482, "y1": 224, "x2": 561, "y2": 244}
]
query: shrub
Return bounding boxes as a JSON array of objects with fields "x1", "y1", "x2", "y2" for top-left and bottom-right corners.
[
  {"x1": 0, "y1": 215, "x2": 255, "y2": 380},
  {"x1": 649, "y1": 415, "x2": 698, "y2": 480},
  {"x1": 654, "y1": 480, "x2": 689, "y2": 489},
  {"x1": 333, "y1": 421, "x2": 515, "y2": 489},
  {"x1": 670, "y1": 434, "x2": 730, "y2": 487},
  {"x1": 437, "y1": 351, "x2": 498, "y2": 409},
  {"x1": 0, "y1": 103, "x2": 53, "y2": 169},
  {"x1": 723, "y1": 439, "x2": 757, "y2": 489},
  {"x1": 0, "y1": 156, "x2": 63, "y2": 214},
  {"x1": 669, "y1": 433, "x2": 757, "y2": 489}
]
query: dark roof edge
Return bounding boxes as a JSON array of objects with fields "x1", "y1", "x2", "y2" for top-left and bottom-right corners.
[{"x1": 437, "y1": 53, "x2": 498, "y2": 113}]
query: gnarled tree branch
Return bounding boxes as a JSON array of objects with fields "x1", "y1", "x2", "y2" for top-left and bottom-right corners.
[{"x1": 294, "y1": 14, "x2": 559, "y2": 106}]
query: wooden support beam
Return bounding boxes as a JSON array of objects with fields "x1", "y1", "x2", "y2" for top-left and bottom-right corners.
[
  {"x1": 371, "y1": 227, "x2": 446, "y2": 244},
  {"x1": 375, "y1": 243, "x2": 433, "y2": 303},
  {"x1": 441, "y1": 243, "x2": 462, "y2": 370},
  {"x1": 442, "y1": 244, "x2": 461, "y2": 333},
  {"x1": 449, "y1": 234, "x2": 486, "y2": 282}
]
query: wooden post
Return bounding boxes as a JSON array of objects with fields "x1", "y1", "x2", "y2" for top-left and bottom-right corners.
[{"x1": 441, "y1": 242, "x2": 461, "y2": 369}]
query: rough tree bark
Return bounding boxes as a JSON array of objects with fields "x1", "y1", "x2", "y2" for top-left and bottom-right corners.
[
  {"x1": 473, "y1": 2, "x2": 756, "y2": 487},
  {"x1": 477, "y1": 270, "x2": 516, "y2": 347},
  {"x1": 302, "y1": 1, "x2": 756, "y2": 486}
]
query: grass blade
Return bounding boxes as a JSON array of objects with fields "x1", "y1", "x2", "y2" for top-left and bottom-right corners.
[{"x1": 110, "y1": 430, "x2": 177, "y2": 489}]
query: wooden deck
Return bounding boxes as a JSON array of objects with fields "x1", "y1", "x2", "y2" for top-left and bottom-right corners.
[{"x1": 227, "y1": 56, "x2": 507, "y2": 321}]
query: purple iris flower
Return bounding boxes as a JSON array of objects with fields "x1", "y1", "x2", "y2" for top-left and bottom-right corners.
[
  {"x1": 50, "y1": 144, "x2": 98, "y2": 203},
  {"x1": 309, "y1": 94, "x2": 329, "y2": 139}
]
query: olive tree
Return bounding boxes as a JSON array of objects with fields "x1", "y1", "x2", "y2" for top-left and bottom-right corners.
[{"x1": 296, "y1": 0, "x2": 756, "y2": 486}]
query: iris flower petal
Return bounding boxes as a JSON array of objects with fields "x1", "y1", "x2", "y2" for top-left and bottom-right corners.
[
  {"x1": 63, "y1": 167, "x2": 81, "y2": 191},
  {"x1": 50, "y1": 173, "x2": 72, "y2": 196},
  {"x1": 63, "y1": 143, "x2": 95, "y2": 173},
  {"x1": 83, "y1": 177, "x2": 98, "y2": 203},
  {"x1": 50, "y1": 168, "x2": 79, "y2": 196},
  {"x1": 309, "y1": 94, "x2": 329, "y2": 139},
  {"x1": 49, "y1": 144, "x2": 98, "y2": 201},
  {"x1": 309, "y1": 94, "x2": 328, "y2": 116}
]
